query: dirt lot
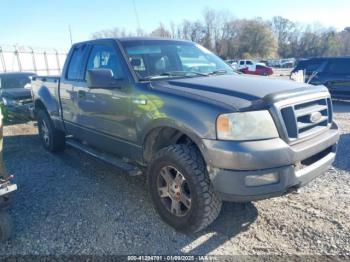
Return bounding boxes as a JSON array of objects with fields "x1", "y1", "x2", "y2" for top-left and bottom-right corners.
[{"x1": 0, "y1": 101, "x2": 349, "y2": 256}]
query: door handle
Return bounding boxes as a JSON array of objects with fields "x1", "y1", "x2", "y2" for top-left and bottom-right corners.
[{"x1": 77, "y1": 90, "x2": 86, "y2": 98}]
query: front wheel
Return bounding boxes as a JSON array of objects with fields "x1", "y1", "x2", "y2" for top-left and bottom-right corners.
[
  {"x1": 37, "y1": 109, "x2": 65, "y2": 152},
  {"x1": 148, "y1": 144, "x2": 222, "y2": 233}
]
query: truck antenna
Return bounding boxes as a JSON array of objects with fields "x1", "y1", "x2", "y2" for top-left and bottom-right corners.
[
  {"x1": 132, "y1": 0, "x2": 141, "y2": 31},
  {"x1": 68, "y1": 25, "x2": 73, "y2": 45}
]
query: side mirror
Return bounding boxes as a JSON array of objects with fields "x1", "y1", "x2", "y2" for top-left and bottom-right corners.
[{"x1": 86, "y1": 69, "x2": 122, "y2": 89}]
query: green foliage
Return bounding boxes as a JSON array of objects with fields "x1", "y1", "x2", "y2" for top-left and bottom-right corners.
[{"x1": 0, "y1": 103, "x2": 8, "y2": 123}]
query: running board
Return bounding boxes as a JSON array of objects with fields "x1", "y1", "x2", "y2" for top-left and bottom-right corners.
[{"x1": 66, "y1": 139, "x2": 143, "y2": 176}]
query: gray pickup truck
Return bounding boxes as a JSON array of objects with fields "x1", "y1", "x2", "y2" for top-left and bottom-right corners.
[{"x1": 32, "y1": 38, "x2": 339, "y2": 233}]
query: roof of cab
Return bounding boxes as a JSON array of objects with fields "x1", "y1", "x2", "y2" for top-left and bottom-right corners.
[
  {"x1": 301, "y1": 56, "x2": 350, "y2": 61},
  {"x1": 72, "y1": 37, "x2": 193, "y2": 46},
  {"x1": 116, "y1": 37, "x2": 191, "y2": 42}
]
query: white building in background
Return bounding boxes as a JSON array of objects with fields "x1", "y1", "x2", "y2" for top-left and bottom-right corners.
[{"x1": 0, "y1": 45, "x2": 67, "y2": 76}]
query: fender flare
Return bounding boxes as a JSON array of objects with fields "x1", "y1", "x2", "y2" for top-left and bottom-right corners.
[
  {"x1": 35, "y1": 86, "x2": 60, "y2": 118},
  {"x1": 140, "y1": 118, "x2": 211, "y2": 165}
]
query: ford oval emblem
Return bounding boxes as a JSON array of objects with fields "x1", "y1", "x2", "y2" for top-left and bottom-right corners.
[{"x1": 310, "y1": 112, "x2": 322, "y2": 123}]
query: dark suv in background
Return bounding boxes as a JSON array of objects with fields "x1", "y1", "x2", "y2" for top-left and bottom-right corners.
[{"x1": 292, "y1": 57, "x2": 350, "y2": 99}]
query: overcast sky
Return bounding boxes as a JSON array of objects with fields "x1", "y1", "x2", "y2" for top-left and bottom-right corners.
[{"x1": 1, "y1": 0, "x2": 349, "y2": 50}]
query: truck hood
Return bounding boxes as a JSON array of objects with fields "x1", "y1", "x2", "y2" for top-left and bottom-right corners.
[
  {"x1": 0, "y1": 88, "x2": 32, "y2": 100},
  {"x1": 151, "y1": 74, "x2": 329, "y2": 110}
]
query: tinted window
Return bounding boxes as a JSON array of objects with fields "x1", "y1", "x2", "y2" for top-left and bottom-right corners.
[
  {"x1": 239, "y1": 61, "x2": 244, "y2": 65},
  {"x1": 296, "y1": 60, "x2": 325, "y2": 73},
  {"x1": 67, "y1": 44, "x2": 87, "y2": 80},
  {"x1": 246, "y1": 61, "x2": 253, "y2": 65},
  {"x1": 325, "y1": 60, "x2": 350, "y2": 75},
  {"x1": 86, "y1": 44, "x2": 124, "y2": 79}
]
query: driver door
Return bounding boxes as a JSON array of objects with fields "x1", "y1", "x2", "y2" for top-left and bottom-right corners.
[{"x1": 72, "y1": 42, "x2": 137, "y2": 157}]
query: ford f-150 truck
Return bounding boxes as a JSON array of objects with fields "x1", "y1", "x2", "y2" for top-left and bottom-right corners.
[{"x1": 32, "y1": 38, "x2": 339, "y2": 233}]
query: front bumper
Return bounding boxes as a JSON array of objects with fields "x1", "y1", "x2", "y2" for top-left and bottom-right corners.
[
  {"x1": 0, "y1": 177, "x2": 17, "y2": 209},
  {"x1": 203, "y1": 122, "x2": 339, "y2": 202},
  {"x1": 5, "y1": 103, "x2": 34, "y2": 120}
]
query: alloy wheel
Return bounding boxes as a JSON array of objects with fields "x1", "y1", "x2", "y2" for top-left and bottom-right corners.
[
  {"x1": 41, "y1": 120, "x2": 50, "y2": 146},
  {"x1": 157, "y1": 166, "x2": 191, "y2": 217}
]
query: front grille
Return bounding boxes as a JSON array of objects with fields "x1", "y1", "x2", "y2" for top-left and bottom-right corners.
[
  {"x1": 18, "y1": 98, "x2": 33, "y2": 105},
  {"x1": 279, "y1": 97, "x2": 332, "y2": 141}
]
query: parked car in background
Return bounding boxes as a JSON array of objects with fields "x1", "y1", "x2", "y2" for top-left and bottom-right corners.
[
  {"x1": 225, "y1": 59, "x2": 238, "y2": 70},
  {"x1": 237, "y1": 60, "x2": 268, "y2": 71},
  {"x1": 0, "y1": 72, "x2": 36, "y2": 120},
  {"x1": 237, "y1": 59, "x2": 255, "y2": 70},
  {"x1": 292, "y1": 57, "x2": 350, "y2": 99},
  {"x1": 32, "y1": 38, "x2": 338, "y2": 233},
  {"x1": 266, "y1": 58, "x2": 296, "y2": 68},
  {"x1": 239, "y1": 64, "x2": 273, "y2": 76},
  {"x1": 280, "y1": 61, "x2": 295, "y2": 68}
]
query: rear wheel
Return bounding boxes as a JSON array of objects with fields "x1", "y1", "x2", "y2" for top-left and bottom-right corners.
[
  {"x1": 148, "y1": 144, "x2": 222, "y2": 233},
  {"x1": 0, "y1": 211, "x2": 12, "y2": 241},
  {"x1": 37, "y1": 109, "x2": 65, "y2": 152}
]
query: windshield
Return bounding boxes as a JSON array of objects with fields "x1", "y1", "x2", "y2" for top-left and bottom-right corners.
[
  {"x1": 0, "y1": 74, "x2": 33, "y2": 89},
  {"x1": 120, "y1": 40, "x2": 234, "y2": 80}
]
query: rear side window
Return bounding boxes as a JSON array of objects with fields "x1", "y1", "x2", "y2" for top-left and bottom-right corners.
[
  {"x1": 67, "y1": 44, "x2": 87, "y2": 80},
  {"x1": 325, "y1": 60, "x2": 350, "y2": 75},
  {"x1": 246, "y1": 61, "x2": 253, "y2": 65}
]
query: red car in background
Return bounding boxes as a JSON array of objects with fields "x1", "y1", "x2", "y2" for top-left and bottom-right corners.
[{"x1": 239, "y1": 65, "x2": 274, "y2": 76}]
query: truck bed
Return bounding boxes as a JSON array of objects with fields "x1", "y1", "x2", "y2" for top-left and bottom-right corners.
[
  {"x1": 31, "y1": 76, "x2": 60, "y2": 90},
  {"x1": 31, "y1": 76, "x2": 60, "y2": 102},
  {"x1": 31, "y1": 75, "x2": 61, "y2": 120}
]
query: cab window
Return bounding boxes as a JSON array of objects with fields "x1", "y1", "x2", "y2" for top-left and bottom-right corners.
[{"x1": 85, "y1": 44, "x2": 125, "y2": 80}]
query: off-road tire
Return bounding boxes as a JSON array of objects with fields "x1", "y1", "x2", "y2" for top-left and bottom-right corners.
[
  {"x1": 37, "y1": 109, "x2": 65, "y2": 152},
  {"x1": 0, "y1": 211, "x2": 12, "y2": 241},
  {"x1": 148, "y1": 144, "x2": 222, "y2": 233}
]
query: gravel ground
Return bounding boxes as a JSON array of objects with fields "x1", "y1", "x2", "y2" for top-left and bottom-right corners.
[{"x1": 0, "y1": 101, "x2": 349, "y2": 256}]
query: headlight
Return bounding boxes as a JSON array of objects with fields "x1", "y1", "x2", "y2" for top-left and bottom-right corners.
[
  {"x1": 216, "y1": 110, "x2": 279, "y2": 140},
  {"x1": 2, "y1": 97, "x2": 17, "y2": 106}
]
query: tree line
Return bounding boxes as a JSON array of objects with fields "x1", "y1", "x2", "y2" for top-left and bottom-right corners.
[{"x1": 91, "y1": 8, "x2": 350, "y2": 60}]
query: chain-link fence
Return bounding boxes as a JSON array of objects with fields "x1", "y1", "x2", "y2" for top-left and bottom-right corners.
[{"x1": 0, "y1": 45, "x2": 67, "y2": 76}]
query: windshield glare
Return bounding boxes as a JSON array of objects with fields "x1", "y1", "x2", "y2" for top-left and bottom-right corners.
[{"x1": 121, "y1": 40, "x2": 233, "y2": 80}]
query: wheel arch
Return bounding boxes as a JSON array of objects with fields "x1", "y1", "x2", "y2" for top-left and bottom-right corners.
[
  {"x1": 34, "y1": 86, "x2": 60, "y2": 118},
  {"x1": 141, "y1": 121, "x2": 209, "y2": 165}
]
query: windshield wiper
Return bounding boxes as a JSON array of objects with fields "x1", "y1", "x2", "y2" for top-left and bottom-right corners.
[
  {"x1": 307, "y1": 71, "x2": 318, "y2": 84},
  {"x1": 140, "y1": 71, "x2": 208, "y2": 81},
  {"x1": 168, "y1": 71, "x2": 208, "y2": 77},
  {"x1": 207, "y1": 69, "x2": 227, "y2": 76},
  {"x1": 140, "y1": 73, "x2": 171, "y2": 81}
]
